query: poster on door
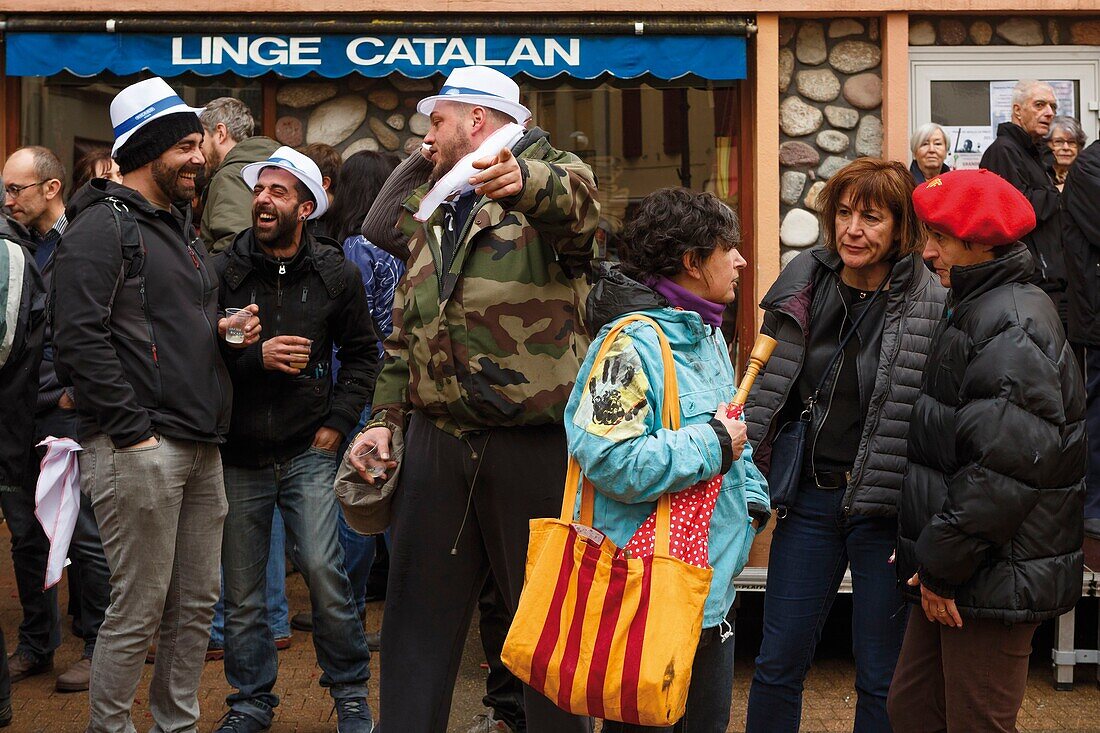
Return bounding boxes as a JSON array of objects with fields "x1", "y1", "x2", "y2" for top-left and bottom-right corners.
[
  {"x1": 942, "y1": 126, "x2": 996, "y2": 170},
  {"x1": 989, "y1": 80, "x2": 1076, "y2": 125}
]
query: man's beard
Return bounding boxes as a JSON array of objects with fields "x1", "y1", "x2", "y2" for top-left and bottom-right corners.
[
  {"x1": 429, "y1": 134, "x2": 475, "y2": 185},
  {"x1": 151, "y1": 159, "x2": 200, "y2": 203},
  {"x1": 252, "y1": 203, "x2": 298, "y2": 247}
]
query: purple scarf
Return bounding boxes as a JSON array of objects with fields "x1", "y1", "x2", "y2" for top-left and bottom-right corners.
[{"x1": 649, "y1": 276, "x2": 726, "y2": 328}]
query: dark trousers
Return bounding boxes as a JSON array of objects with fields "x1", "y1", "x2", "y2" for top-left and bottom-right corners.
[
  {"x1": 887, "y1": 610, "x2": 1037, "y2": 733},
  {"x1": 3, "y1": 416, "x2": 110, "y2": 660},
  {"x1": 479, "y1": 576, "x2": 526, "y2": 731},
  {"x1": 1084, "y1": 346, "x2": 1100, "y2": 520},
  {"x1": 746, "y1": 484, "x2": 906, "y2": 733},
  {"x1": 379, "y1": 413, "x2": 591, "y2": 733},
  {"x1": 602, "y1": 617, "x2": 736, "y2": 733}
]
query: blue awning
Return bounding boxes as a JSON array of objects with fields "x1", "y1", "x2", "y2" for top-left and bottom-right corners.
[{"x1": 5, "y1": 32, "x2": 747, "y2": 81}]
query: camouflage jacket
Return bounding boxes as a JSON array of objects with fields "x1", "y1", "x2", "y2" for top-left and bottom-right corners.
[{"x1": 371, "y1": 127, "x2": 601, "y2": 436}]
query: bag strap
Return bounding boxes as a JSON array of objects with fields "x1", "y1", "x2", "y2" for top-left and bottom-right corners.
[
  {"x1": 561, "y1": 314, "x2": 680, "y2": 556},
  {"x1": 801, "y1": 273, "x2": 888, "y2": 417}
]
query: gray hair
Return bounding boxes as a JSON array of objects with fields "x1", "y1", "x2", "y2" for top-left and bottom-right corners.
[
  {"x1": 199, "y1": 97, "x2": 256, "y2": 143},
  {"x1": 1048, "y1": 115, "x2": 1087, "y2": 147},
  {"x1": 910, "y1": 123, "x2": 948, "y2": 157},
  {"x1": 1012, "y1": 80, "x2": 1055, "y2": 108}
]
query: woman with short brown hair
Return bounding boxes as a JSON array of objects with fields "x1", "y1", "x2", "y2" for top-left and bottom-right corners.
[{"x1": 744, "y1": 158, "x2": 946, "y2": 733}]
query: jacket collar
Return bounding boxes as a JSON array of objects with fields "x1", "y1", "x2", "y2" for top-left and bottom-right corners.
[
  {"x1": 996, "y1": 121, "x2": 1046, "y2": 160},
  {"x1": 222, "y1": 226, "x2": 345, "y2": 297},
  {"x1": 948, "y1": 243, "x2": 1035, "y2": 304}
]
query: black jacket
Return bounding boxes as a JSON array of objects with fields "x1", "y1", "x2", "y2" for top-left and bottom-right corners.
[
  {"x1": 1062, "y1": 139, "x2": 1100, "y2": 347},
  {"x1": 980, "y1": 122, "x2": 1066, "y2": 316},
  {"x1": 897, "y1": 245, "x2": 1085, "y2": 622},
  {"x1": 0, "y1": 224, "x2": 45, "y2": 491},
  {"x1": 745, "y1": 247, "x2": 945, "y2": 517},
  {"x1": 53, "y1": 180, "x2": 231, "y2": 447},
  {"x1": 216, "y1": 228, "x2": 379, "y2": 467}
]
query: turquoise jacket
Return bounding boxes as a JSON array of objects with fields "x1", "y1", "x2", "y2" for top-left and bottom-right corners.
[{"x1": 564, "y1": 270, "x2": 769, "y2": 627}]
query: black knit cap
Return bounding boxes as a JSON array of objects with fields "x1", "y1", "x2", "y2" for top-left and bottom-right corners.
[{"x1": 114, "y1": 111, "x2": 204, "y2": 175}]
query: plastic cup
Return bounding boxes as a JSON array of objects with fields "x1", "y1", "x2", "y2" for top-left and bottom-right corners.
[
  {"x1": 224, "y1": 308, "x2": 248, "y2": 344},
  {"x1": 353, "y1": 442, "x2": 387, "y2": 478}
]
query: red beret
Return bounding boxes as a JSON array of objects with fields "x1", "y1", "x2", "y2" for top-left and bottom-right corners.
[{"x1": 912, "y1": 169, "x2": 1036, "y2": 246}]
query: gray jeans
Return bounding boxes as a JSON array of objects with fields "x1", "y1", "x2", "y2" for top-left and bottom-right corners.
[{"x1": 80, "y1": 434, "x2": 227, "y2": 733}]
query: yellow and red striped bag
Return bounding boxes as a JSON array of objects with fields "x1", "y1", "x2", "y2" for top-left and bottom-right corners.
[{"x1": 501, "y1": 315, "x2": 713, "y2": 727}]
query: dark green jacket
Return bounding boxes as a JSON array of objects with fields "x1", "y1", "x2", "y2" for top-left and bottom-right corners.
[{"x1": 200, "y1": 136, "x2": 279, "y2": 253}]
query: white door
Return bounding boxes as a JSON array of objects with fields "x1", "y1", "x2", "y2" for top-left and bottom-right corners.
[{"x1": 909, "y1": 46, "x2": 1100, "y2": 167}]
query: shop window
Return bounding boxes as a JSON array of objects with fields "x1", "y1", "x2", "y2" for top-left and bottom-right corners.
[
  {"x1": 20, "y1": 72, "x2": 264, "y2": 183},
  {"x1": 521, "y1": 77, "x2": 743, "y2": 260},
  {"x1": 910, "y1": 47, "x2": 1100, "y2": 168}
]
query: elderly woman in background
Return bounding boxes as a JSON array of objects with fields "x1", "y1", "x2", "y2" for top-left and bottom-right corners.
[
  {"x1": 744, "y1": 159, "x2": 946, "y2": 733},
  {"x1": 909, "y1": 123, "x2": 951, "y2": 184},
  {"x1": 1048, "y1": 115, "x2": 1087, "y2": 190}
]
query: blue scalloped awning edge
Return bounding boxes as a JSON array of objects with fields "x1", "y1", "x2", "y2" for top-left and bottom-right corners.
[{"x1": 6, "y1": 32, "x2": 747, "y2": 81}]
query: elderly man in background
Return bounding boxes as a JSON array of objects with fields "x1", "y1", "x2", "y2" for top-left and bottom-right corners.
[
  {"x1": 199, "y1": 97, "x2": 279, "y2": 253},
  {"x1": 980, "y1": 79, "x2": 1067, "y2": 330}
]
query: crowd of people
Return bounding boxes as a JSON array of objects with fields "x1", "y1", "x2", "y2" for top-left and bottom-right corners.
[{"x1": 0, "y1": 67, "x2": 1093, "y2": 733}]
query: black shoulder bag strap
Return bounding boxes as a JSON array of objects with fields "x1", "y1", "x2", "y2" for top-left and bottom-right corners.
[{"x1": 767, "y1": 272, "x2": 889, "y2": 518}]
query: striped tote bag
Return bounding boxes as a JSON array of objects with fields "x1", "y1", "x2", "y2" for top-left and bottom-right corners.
[{"x1": 501, "y1": 314, "x2": 713, "y2": 727}]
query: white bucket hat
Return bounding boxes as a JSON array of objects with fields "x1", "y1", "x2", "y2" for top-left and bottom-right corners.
[
  {"x1": 241, "y1": 147, "x2": 329, "y2": 220},
  {"x1": 109, "y1": 77, "x2": 203, "y2": 156},
  {"x1": 417, "y1": 66, "x2": 530, "y2": 124}
]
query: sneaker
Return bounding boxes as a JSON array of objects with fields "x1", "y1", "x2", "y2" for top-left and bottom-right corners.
[
  {"x1": 7, "y1": 650, "x2": 52, "y2": 682},
  {"x1": 333, "y1": 697, "x2": 374, "y2": 732},
  {"x1": 55, "y1": 656, "x2": 92, "y2": 692},
  {"x1": 365, "y1": 632, "x2": 380, "y2": 653},
  {"x1": 275, "y1": 635, "x2": 292, "y2": 651},
  {"x1": 212, "y1": 710, "x2": 270, "y2": 732},
  {"x1": 465, "y1": 710, "x2": 512, "y2": 733},
  {"x1": 0, "y1": 699, "x2": 11, "y2": 728},
  {"x1": 1085, "y1": 518, "x2": 1100, "y2": 540},
  {"x1": 206, "y1": 640, "x2": 225, "y2": 662}
]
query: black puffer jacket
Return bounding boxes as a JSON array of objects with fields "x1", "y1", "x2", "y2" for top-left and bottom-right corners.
[
  {"x1": 1062, "y1": 139, "x2": 1100, "y2": 347},
  {"x1": 745, "y1": 247, "x2": 945, "y2": 517},
  {"x1": 897, "y1": 244, "x2": 1085, "y2": 622},
  {"x1": 216, "y1": 228, "x2": 379, "y2": 468}
]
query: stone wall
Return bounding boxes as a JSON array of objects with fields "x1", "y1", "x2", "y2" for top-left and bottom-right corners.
[
  {"x1": 777, "y1": 18, "x2": 883, "y2": 267},
  {"x1": 272, "y1": 76, "x2": 440, "y2": 159},
  {"x1": 909, "y1": 16, "x2": 1100, "y2": 46}
]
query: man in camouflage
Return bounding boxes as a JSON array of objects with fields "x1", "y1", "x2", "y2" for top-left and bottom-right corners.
[{"x1": 350, "y1": 66, "x2": 598, "y2": 732}]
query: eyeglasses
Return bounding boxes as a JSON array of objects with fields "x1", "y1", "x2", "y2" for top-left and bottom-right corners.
[
  {"x1": 3, "y1": 180, "x2": 47, "y2": 198},
  {"x1": 1050, "y1": 139, "x2": 1079, "y2": 149}
]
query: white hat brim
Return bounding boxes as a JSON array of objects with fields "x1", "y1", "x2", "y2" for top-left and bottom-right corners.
[
  {"x1": 417, "y1": 94, "x2": 530, "y2": 125},
  {"x1": 241, "y1": 160, "x2": 329, "y2": 220},
  {"x1": 111, "y1": 104, "x2": 204, "y2": 157}
]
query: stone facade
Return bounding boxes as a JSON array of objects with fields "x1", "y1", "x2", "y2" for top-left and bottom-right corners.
[
  {"x1": 909, "y1": 15, "x2": 1100, "y2": 46},
  {"x1": 778, "y1": 18, "x2": 883, "y2": 263},
  {"x1": 273, "y1": 75, "x2": 438, "y2": 160}
]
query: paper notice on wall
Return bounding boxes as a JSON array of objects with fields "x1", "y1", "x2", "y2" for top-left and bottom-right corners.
[
  {"x1": 942, "y1": 126, "x2": 996, "y2": 170},
  {"x1": 990, "y1": 80, "x2": 1076, "y2": 126}
]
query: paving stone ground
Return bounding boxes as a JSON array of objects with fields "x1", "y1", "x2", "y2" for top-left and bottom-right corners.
[{"x1": 1, "y1": 523, "x2": 1099, "y2": 732}]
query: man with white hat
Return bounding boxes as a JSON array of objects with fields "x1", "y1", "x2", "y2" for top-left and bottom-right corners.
[
  {"x1": 211, "y1": 147, "x2": 378, "y2": 733},
  {"x1": 350, "y1": 65, "x2": 599, "y2": 732},
  {"x1": 51, "y1": 76, "x2": 260, "y2": 733}
]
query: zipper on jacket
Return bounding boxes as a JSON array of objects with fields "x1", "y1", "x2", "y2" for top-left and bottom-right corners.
[
  {"x1": 138, "y1": 277, "x2": 159, "y2": 368},
  {"x1": 809, "y1": 349, "x2": 842, "y2": 482}
]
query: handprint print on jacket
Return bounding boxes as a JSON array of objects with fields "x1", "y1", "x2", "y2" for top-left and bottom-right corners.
[{"x1": 572, "y1": 333, "x2": 650, "y2": 441}]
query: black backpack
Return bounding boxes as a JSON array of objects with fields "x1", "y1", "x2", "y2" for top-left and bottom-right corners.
[{"x1": 49, "y1": 196, "x2": 146, "y2": 386}]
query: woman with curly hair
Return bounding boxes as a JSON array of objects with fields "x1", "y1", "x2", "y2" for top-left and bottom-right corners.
[
  {"x1": 565, "y1": 187, "x2": 770, "y2": 732},
  {"x1": 743, "y1": 158, "x2": 946, "y2": 733}
]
